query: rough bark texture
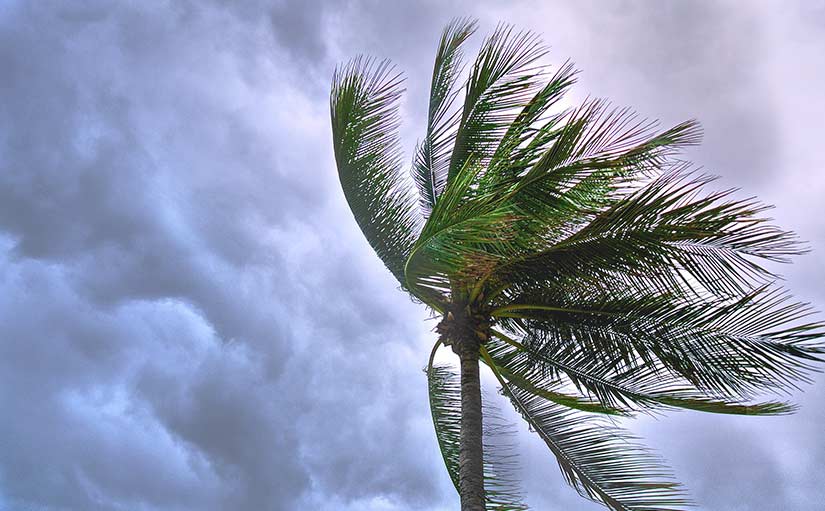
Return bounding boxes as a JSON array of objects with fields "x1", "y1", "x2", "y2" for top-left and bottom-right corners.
[{"x1": 458, "y1": 338, "x2": 485, "y2": 510}]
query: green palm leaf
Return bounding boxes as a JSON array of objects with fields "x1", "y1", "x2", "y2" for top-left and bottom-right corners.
[
  {"x1": 331, "y1": 57, "x2": 421, "y2": 287},
  {"x1": 484, "y1": 355, "x2": 630, "y2": 416},
  {"x1": 492, "y1": 284, "x2": 823, "y2": 398},
  {"x1": 449, "y1": 24, "x2": 548, "y2": 186},
  {"x1": 483, "y1": 347, "x2": 690, "y2": 511},
  {"x1": 488, "y1": 329, "x2": 796, "y2": 416},
  {"x1": 500, "y1": 165, "x2": 801, "y2": 299},
  {"x1": 412, "y1": 18, "x2": 478, "y2": 216}
]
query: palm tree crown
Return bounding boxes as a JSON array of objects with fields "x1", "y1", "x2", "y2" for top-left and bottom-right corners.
[{"x1": 330, "y1": 18, "x2": 824, "y2": 511}]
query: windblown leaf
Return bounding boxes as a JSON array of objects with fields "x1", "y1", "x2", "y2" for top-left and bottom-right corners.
[
  {"x1": 483, "y1": 347, "x2": 690, "y2": 511},
  {"x1": 488, "y1": 330, "x2": 797, "y2": 416},
  {"x1": 514, "y1": 165, "x2": 802, "y2": 298},
  {"x1": 331, "y1": 57, "x2": 420, "y2": 287},
  {"x1": 413, "y1": 18, "x2": 478, "y2": 216},
  {"x1": 449, "y1": 24, "x2": 548, "y2": 186},
  {"x1": 481, "y1": 349, "x2": 629, "y2": 416},
  {"x1": 490, "y1": 284, "x2": 824, "y2": 399}
]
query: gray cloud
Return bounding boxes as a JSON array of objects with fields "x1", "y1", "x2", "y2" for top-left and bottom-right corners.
[
  {"x1": 0, "y1": 2, "x2": 439, "y2": 510},
  {"x1": 1, "y1": 1, "x2": 824, "y2": 510}
]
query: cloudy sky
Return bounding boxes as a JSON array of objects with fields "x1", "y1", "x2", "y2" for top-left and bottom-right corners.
[{"x1": 1, "y1": 1, "x2": 824, "y2": 510}]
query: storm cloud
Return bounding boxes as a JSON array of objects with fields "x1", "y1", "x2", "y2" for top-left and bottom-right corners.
[{"x1": 1, "y1": 1, "x2": 824, "y2": 510}]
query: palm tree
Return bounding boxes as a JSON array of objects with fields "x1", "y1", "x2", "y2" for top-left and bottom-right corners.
[{"x1": 329, "y1": 18, "x2": 824, "y2": 511}]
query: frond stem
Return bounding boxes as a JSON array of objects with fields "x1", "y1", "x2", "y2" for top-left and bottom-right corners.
[{"x1": 490, "y1": 304, "x2": 623, "y2": 318}]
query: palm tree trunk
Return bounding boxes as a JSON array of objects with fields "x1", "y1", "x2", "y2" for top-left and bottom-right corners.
[{"x1": 458, "y1": 340, "x2": 485, "y2": 510}]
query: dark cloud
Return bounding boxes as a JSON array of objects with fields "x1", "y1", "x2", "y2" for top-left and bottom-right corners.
[
  {"x1": 0, "y1": 2, "x2": 439, "y2": 510},
  {"x1": 1, "y1": 1, "x2": 824, "y2": 510}
]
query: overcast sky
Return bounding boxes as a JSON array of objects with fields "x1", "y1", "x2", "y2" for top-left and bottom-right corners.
[{"x1": 1, "y1": 2, "x2": 824, "y2": 510}]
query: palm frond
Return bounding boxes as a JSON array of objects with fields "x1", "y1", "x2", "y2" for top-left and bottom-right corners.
[
  {"x1": 488, "y1": 330, "x2": 796, "y2": 416},
  {"x1": 485, "y1": 61, "x2": 579, "y2": 184},
  {"x1": 331, "y1": 57, "x2": 421, "y2": 287},
  {"x1": 491, "y1": 284, "x2": 824, "y2": 399},
  {"x1": 481, "y1": 347, "x2": 630, "y2": 416},
  {"x1": 421, "y1": 111, "x2": 702, "y2": 303},
  {"x1": 403, "y1": 26, "x2": 706, "y2": 303},
  {"x1": 513, "y1": 104, "x2": 700, "y2": 195},
  {"x1": 502, "y1": 113, "x2": 700, "y2": 243},
  {"x1": 488, "y1": 162, "x2": 804, "y2": 307},
  {"x1": 482, "y1": 347, "x2": 690, "y2": 511},
  {"x1": 483, "y1": 388, "x2": 530, "y2": 510},
  {"x1": 449, "y1": 24, "x2": 548, "y2": 186},
  {"x1": 412, "y1": 17, "x2": 478, "y2": 216},
  {"x1": 427, "y1": 364, "x2": 462, "y2": 490}
]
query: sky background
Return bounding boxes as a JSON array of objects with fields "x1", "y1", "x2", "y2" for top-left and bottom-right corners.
[{"x1": 1, "y1": 1, "x2": 824, "y2": 510}]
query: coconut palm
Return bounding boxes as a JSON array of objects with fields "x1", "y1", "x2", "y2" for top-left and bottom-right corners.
[{"x1": 329, "y1": 18, "x2": 824, "y2": 511}]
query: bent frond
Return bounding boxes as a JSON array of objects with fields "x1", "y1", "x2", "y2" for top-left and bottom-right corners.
[
  {"x1": 413, "y1": 18, "x2": 478, "y2": 216},
  {"x1": 488, "y1": 330, "x2": 796, "y2": 416},
  {"x1": 483, "y1": 347, "x2": 690, "y2": 511},
  {"x1": 331, "y1": 57, "x2": 420, "y2": 287}
]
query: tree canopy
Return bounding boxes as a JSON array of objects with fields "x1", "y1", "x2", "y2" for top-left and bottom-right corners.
[{"x1": 330, "y1": 18, "x2": 824, "y2": 511}]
